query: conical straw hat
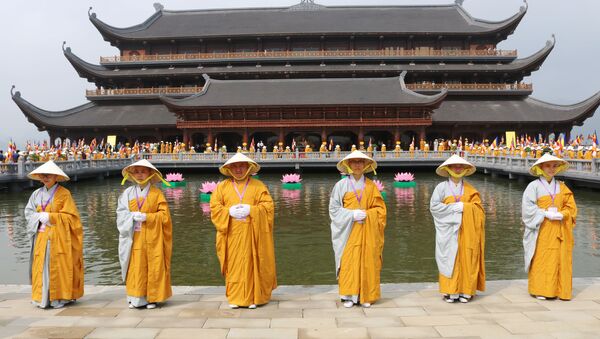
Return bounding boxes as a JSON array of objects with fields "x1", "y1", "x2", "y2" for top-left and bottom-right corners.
[
  {"x1": 28, "y1": 160, "x2": 69, "y2": 182},
  {"x1": 436, "y1": 154, "x2": 476, "y2": 177},
  {"x1": 529, "y1": 153, "x2": 569, "y2": 176},
  {"x1": 336, "y1": 150, "x2": 377, "y2": 174},
  {"x1": 122, "y1": 159, "x2": 164, "y2": 184},
  {"x1": 219, "y1": 152, "x2": 260, "y2": 177}
]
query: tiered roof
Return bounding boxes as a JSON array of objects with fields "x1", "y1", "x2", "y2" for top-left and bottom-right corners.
[{"x1": 90, "y1": 1, "x2": 526, "y2": 43}]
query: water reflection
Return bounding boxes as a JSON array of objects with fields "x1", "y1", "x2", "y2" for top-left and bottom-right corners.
[{"x1": 1, "y1": 172, "x2": 599, "y2": 285}]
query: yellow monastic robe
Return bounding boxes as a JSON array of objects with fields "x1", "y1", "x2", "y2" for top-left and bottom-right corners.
[
  {"x1": 439, "y1": 183, "x2": 486, "y2": 296},
  {"x1": 210, "y1": 178, "x2": 277, "y2": 306},
  {"x1": 338, "y1": 179, "x2": 387, "y2": 304},
  {"x1": 529, "y1": 183, "x2": 577, "y2": 300},
  {"x1": 126, "y1": 187, "x2": 173, "y2": 303},
  {"x1": 31, "y1": 187, "x2": 84, "y2": 303}
]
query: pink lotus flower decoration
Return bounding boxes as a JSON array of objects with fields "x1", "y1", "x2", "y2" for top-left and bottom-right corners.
[
  {"x1": 373, "y1": 179, "x2": 385, "y2": 191},
  {"x1": 200, "y1": 181, "x2": 218, "y2": 194},
  {"x1": 394, "y1": 172, "x2": 415, "y2": 182},
  {"x1": 200, "y1": 203, "x2": 211, "y2": 215},
  {"x1": 166, "y1": 172, "x2": 184, "y2": 182},
  {"x1": 281, "y1": 173, "x2": 302, "y2": 183}
]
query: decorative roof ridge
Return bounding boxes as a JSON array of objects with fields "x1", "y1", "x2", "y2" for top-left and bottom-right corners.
[
  {"x1": 11, "y1": 86, "x2": 97, "y2": 119},
  {"x1": 399, "y1": 71, "x2": 448, "y2": 102},
  {"x1": 510, "y1": 34, "x2": 555, "y2": 67},
  {"x1": 157, "y1": 3, "x2": 459, "y2": 15},
  {"x1": 63, "y1": 43, "x2": 109, "y2": 73},
  {"x1": 455, "y1": 0, "x2": 527, "y2": 29},
  {"x1": 159, "y1": 74, "x2": 212, "y2": 105},
  {"x1": 89, "y1": 6, "x2": 163, "y2": 34},
  {"x1": 526, "y1": 91, "x2": 600, "y2": 111}
]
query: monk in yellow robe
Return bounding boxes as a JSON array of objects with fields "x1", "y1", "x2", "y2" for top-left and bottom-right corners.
[
  {"x1": 24, "y1": 161, "x2": 84, "y2": 308},
  {"x1": 430, "y1": 155, "x2": 485, "y2": 303},
  {"x1": 117, "y1": 159, "x2": 173, "y2": 309},
  {"x1": 330, "y1": 151, "x2": 386, "y2": 308},
  {"x1": 522, "y1": 154, "x2": 577, "y2": 300},
  {"x1": 210, "y1": 153, "x2": 276, "y2": 309}
]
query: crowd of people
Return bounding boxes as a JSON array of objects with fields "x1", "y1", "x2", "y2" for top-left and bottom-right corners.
[
  {"x1": 23, "y1": 149, "x2": 576, "y2": 310},
  {"x1": 3, "y1": 132, "x2": 599, "y2": 165}
]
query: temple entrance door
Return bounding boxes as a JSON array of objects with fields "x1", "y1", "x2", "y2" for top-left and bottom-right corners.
[
  {"x1": 427, "y1": 131, "x2": 451, "y2": 150},
  {"x1": 327, "y1": 131, "x2": 358, "y2": 151},
  {"x1": 250, "y1": 132, "x2": 278, "y2": 151},
  {"x1": 136, "y1": 136, "x2": 158, "y2": 143},
  {"x1": 190, "y1": 132, "x2": 205, "y2": 151},
  {"x1": 215, "y1": 132, "x2": 242, "y2": 152},
  {"x1": 401, "y1": 130, "x2": 418, "y2": 150},
  {"x1": 364, "y1": 130, "x2": 393, "y2": 150}
]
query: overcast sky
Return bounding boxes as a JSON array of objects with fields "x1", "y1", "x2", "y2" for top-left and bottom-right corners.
[{"x1": 1, "y1": 0, "x2": 598, "y2": 149}]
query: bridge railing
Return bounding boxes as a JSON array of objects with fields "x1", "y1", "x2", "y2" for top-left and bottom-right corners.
[
  {"x1": 140, "y1": 150, "x2": 456, "y2": 162},
  {"x1": 465, "y1": 154, "x2": 599, "y2": 176},
  {"x1": 1, "y1": 158, "x2": 134, "y2": 180}
]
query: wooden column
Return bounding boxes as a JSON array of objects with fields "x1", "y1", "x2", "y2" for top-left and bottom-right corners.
[
  {"x1": 419, "y1": 127, "x2": 426, "y2": 142},
  {"x1": 207, "y1": 129, "x2": 213, "y2": 145},
  {"x1": 358, "y1": 127, "x2": 365, "y2": 142},
  {"x1": 183, "y1": 129, "x2": 190, "y2": 150},
  {"x1": 394, "y1": 128, "x2": 400, "y2": 143},
  {"x1": 321, "y1": 128, "x2": 327, "y2": 143},
  {"x1": 243, "y1": 129, "x2": 249, "y2": 144},
  {"x1": 279, "y1": 128, "x2": 285, "y2": 144}
]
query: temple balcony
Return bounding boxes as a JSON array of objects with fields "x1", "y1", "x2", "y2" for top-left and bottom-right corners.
[
  {"x1": 85, "y1": 86, "x2": 203, "y2": 100},
  {"x1": 99, "y1": 49, "x2": 518, "y2": 65},
  {"x1": 407, "y1": 82, "x2": 533, "y2": 95}
]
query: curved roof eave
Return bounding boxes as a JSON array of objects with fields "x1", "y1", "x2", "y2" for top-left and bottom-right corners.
[
  {"x1": 63, "y1": 45, "x2": 110, "y2": 80},
  {"x1": 529, "y1": 91, "x2": 600, "y2": 125},
  {"x1": 160, "y1": 73, "x2": 447, "y2": 109},
  {"x1": 11, "y1": 88, "x2": 97, "y2": 129},
  {"x1": 89, "y1": 2, "x2": 528, "y2": 42}
]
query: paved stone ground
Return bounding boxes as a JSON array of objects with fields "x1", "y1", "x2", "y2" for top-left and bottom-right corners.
[{"x1": 1, "y1": 278, "x2": 600, "y2": 338}]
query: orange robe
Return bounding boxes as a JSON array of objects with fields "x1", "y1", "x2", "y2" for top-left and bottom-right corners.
[
  {"x1": 210, "y1": 178, "x2": 277, "y2": 306},
  {"x1": 25, "y1": 186, "x2": 84, "y2": 304},
  {"x1": 523, "y1": 181, "x2": 577, "y2": 299},
  {"x1": 432, "y1": 181, "x2": 485, "y2": 296},
  {"x1": 331, "y1": 178, "x2": 387, "y2": 304},
  {"x1": 118, "y1": 186, "x2": 173, "y2": 304}
]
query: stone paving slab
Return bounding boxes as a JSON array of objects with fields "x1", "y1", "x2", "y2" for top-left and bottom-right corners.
[{"x1": 0, "y1": 278, "x2": 600, "y2": 338}]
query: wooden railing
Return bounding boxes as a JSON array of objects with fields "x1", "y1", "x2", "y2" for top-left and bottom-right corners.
[
  {"x1": 86, "y1": 86, "x2": 203, "y2": 97},
  {"x1": 406, "y1": 83, "x2": 533, "y2": 91},
  {"x1": 100, "y1": 49, "x2": 518, "y2": 63}
]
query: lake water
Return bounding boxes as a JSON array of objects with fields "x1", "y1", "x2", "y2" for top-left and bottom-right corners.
[{"x1": 1, "y1": 171, "x2": 599, "y2": 285}]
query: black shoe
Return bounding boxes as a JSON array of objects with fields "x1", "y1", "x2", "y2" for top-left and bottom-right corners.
[{"x1": 443, "y1": 295, "x2": 457, "y2": 303}]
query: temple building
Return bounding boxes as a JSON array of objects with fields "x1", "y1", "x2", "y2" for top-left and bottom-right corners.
[{"x1": 12, "y1": 0, "x2": 600, "y2": 150}]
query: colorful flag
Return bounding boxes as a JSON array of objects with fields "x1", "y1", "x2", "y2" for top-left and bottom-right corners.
[
  {"x1": 328, "y1": 138, "x2": 333, "y2": 151},
  {"x1": 291, "y1": 138, "x2": 296, "y2": 152}
]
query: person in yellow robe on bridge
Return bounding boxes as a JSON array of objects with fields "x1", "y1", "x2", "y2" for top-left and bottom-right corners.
[
  {"x1": 210, "y1": 153, "x2": 277, "y2": 309},
  {"x1": 522, "y1": 154, "x2": 577, "y2": 300},
  {"x1": 430, "y1": 155, "x2": 485, "y2": 303},
  {"x1": 380, "y1": 143, "x2": 386, "y2": 158},
  {"x1": 394, "y1": 141, "x2": 401, "y2": 157},
  {"x1": 24, "y1": 161, "x2": 84, "y2": 309},
  {"x1": 117, "y1": 159, "x2": 173, "y2": 309},
  {"x1": 329, "y1": 151, "x2": 386, "y2": 308}
]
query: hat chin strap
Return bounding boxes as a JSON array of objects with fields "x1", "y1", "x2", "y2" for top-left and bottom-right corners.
[
  {"x1": 121, "y1": 173, "x2": 171, "y2": 187},
  {"x1": 230, "y1": 167, "x2": 253, "y2": 181},
  {"x1": 445, "y1": 168, "x2": 467, "y2": 179}
]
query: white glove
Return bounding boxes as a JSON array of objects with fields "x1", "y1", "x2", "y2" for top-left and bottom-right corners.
[
  {"x1": 237, "y1": 204, "x2": 251, "y2": 218},
  {"x1": 132, "y1": 212, "x2": 147, "y2": 222},
  {"x1": 550, "y1": 211, "x2": 563, "y2": 221},
  {"x1": 229, "y1": 205, "x2": 247, "y2": 219},
  {"x1": 544, "y1": 211, "x2": 563, "y2": 221},
  {"x1": 353, "y1": 209, "x2": 367, "y2": 221},
  {"x1": 453, "y1": 202, "x2": 464, "y2": 213},
  {"x1": 39, "y1": 212, "x2": 50, "y2": 224}
]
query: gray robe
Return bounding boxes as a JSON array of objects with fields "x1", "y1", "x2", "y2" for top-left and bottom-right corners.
[
  {"x1": 329, "y1": 176, "x2": 364, "y2": 278},
  {"x1": 430, "y1": 180, "x2": 464, "y2": 278},
  {"x1": 116, "y1": 185, "x2": 149, "y2": 282},
  {"x1": 522, "y1": 178, "x2": 559, "y2": 272}
]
